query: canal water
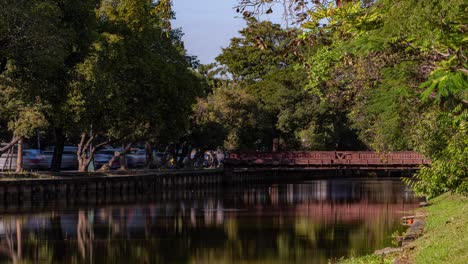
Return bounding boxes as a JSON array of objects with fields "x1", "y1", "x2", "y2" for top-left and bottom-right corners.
[{"x1": 0, "y1": 178, "x2": 421, "y2": 264}]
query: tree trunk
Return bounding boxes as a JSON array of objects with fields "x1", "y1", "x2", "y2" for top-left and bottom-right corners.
[
  {"x1": 98, "y1": 152, "x2": 118, "y2": 172},
  {"x1": 76, "y1": 132, "x2": 105, "y2": 173},
  {"x1": 15, "y1": 138, "x2": 23, "y2": 173},
  {"x1": 145, "y1": 142, "x2": 153, "y2": 169},
  {"x1": 0, "y1": 136, "x2": 21, "y2": 157},
  {"x1": 119, "y1": 143, "x2": 131, "y2": 171},
  {"x1": 16, "y1": 219, "x2": 22, "y2": 260},
  {"x1": 98, "y1": 143, "x2": 131, "y2": 172},
  {"x1": 77, "y1": 153, "x2": 90, "y2": 173},
  {"x1": 77, "y1": 133, "x2": 88, "y2": 172},
  {"x1": 51, "y1": 127, "x2": 65, "y2": 172},
  {"x1": 78, "y1": 159, "x2": 89, "y2": 172}
]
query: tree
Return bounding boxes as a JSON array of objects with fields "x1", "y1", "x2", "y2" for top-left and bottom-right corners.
[
  {"x1": 0, "y1": 0, "x2": 100, "y2": 171},
  {"x1": 46, "y1": 0, "x2": 99, "y2": 172},
  {"x1": 71, "y1": 0, "x2": 201, "y2": 171},
  {"x1": 214, "y1": 18, "x2": 364, "y2": 150},
  {"x1": 299, "y1": 0, "x2": 467, "y2": 194},
  {"x1": 234, "y1": 0, "x2": 364, "y2": 24},
  {"x1": 406, "y1": 105, "x2": 467, "y2": 197},
  {"x1": 214, "y1": 20, "x2": 303, "y2": 150},
  {"x1": 235, "y1": 0, "x2": 466, "y2": 195},
  {"x1": 0, "y1": 0, "x2": 69, "y2": 171},
  {"x1": 193, "y1": 88, "x2": 262, "y2": 150},
  {"x1": 216, "y1": 19, "x2": 300, "y2": 82}
]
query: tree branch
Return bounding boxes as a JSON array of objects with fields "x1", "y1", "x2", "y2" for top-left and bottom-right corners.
[
  {"x1": 82, "y1": 134, "x2": 95, "y2": 157},
  {"x1": 77, "y1": 133, "x2": 87, "y2": 157},
  {"x1": 456, "y1": 68, "x2": 468, "y2": 75},
  {"x1": 0, "y1": 136, "x2": 20, "y2": 156}
]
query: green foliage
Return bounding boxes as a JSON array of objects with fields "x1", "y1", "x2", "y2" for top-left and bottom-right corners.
[
  {"x1": 338, "y1": 254, "x2": 392, "y2": 264},
  {"x1": 1, "y1": 0, "x2": 200, "y2": 171},
  {"x1": 193, "y1": 88, "x2": 262, "y2": 150},
  {"x1": 196, "y1": 63, "x2": 230, "y2": 96},
  {"x1": 244, "y1": 67, "x2": 312, "y2": 148},
  {"x1": 193, "y1": 20, "x2": 302, "y2": 150},
  {"x1": 349, "y1": 61, "x2": 420, "y2": 151},
  {"x1": 73, "y1": 0, "x2": 200, "y2": 145},
  {"x1": 0, "y1": 0, "x2": 68, "y2": 139},
  {"x1": 208, "y1": 18, "x2": 364, "y2": 150},
  {"x1": 421, "y1": 70, "x2": 467, "y2": 102},
  {"x1": 306, "y1": 44, "x2": 344, "y2": 97},
  {"x1": 216, "y1": 19, "x2": 301, "y2": 82},
  {"x1": 298, "y1": 0, "x2": 467, "y2": 195},
  {"x1": 407, "y1": 106, "x2": 468, "y2": 197}
]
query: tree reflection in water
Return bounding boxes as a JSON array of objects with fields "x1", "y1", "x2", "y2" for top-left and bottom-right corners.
[
  {"x1": 77, "y1": 211, "x2": 94, "y2": 262},
  {"x1": 0, "y1": 219, "x2": 22, "y2": 264},
  {"x1": 0, "y1": 179, "x2": 422, "y2": 264}
]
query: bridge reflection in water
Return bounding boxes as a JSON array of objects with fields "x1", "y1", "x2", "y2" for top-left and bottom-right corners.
[{"x1": 0, "y1": 178, "x2": 422, "y2": 264}]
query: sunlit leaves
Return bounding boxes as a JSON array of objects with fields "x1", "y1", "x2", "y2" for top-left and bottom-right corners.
[
  {"x1": 74, "y1": 0, "x2": 200, "y2": 145},
  {"x1": 193, "y1": 88, "x2": 261, "y2": 150},
  {"x1": 421, "y1": 70, "x2": 467, "y2": 102},
  {"x1": 407, "y1": 106, "x2": 468, "y2": 197},
  {"x1": 305, "y1": 43, "x2": 344, "y2": 97},
  {"x1": 216, "y1": 19, "x2": 300, "y2": 82}
]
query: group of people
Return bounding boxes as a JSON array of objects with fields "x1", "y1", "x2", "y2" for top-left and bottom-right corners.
[{"x1": 189, "y1": 148, "x2": 225, "y2": 169}]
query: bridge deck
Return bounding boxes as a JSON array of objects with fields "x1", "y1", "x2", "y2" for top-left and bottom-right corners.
[{"x1": 225, "y1": 151, "x2": 430, "y2": 169}]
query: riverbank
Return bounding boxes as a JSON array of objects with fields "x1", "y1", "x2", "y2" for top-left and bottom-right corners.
[
  {"x1": 0, "y1": 166, "x2": 418, "y2": 180},
  {"x1": 0, "y1": 168, "x2": 222, "y2": 179},
  {"x1": 340, "y1": 192, "x2": 468, "y2": 264}
]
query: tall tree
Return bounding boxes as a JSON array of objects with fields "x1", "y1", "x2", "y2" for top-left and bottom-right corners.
[
  {"x1": 193, "y1": 88, "x2": 262, "y2": 150},
  {"x1": 71, "y1": 0, "x2": 200, "y2": 171},
  {"x1": 234, "y1": 0, "x2": 466, "y2": 195},
  {"x1": 47, "y1": 0, "x2": 99, "y2": 172},
  {"x1": 299, "y1": 0, "x2": 467, "y2": 195},
  {"x1": 216, "y1": 19, "x2": 299, "y2": 82},
  {"x1": 0, "y1": 0, "x2": 68, "y2": 170},
  {"x1": 213, "y1": 19, "x2": 363, "y2": 150}
]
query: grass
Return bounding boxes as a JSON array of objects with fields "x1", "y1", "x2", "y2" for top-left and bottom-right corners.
[
  {"x1": 338, "y1": 192, "x2": 468, "y2": 264},
  {"x1": 410, "y1": 193, "x2": 468, "y2": 264},
  {"x1": 0, "y1": 171, "x2": 48, "y2": 180},
  {"x1": 336, "y1": 254, "x2": 393, "y2": 264}
]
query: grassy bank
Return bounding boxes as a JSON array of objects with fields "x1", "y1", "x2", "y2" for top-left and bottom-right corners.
[
  {"x1": 410, "y1": 193, "x2": 468, "y2": 264},
  {"x1": 340, "y1": 192, "x2": 468, "y2": 264}
]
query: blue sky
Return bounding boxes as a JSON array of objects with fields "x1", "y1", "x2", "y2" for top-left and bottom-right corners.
[{"x1": 172, "y1": 0, "x2": 283, "y2": 65}]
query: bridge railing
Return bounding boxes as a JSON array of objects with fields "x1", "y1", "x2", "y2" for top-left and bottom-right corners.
[{"x1": 225, "y1": 151, "x2": 431, "y2": 167}]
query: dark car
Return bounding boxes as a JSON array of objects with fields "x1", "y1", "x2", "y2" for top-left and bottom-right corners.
[
  {"x1": 127, "y1": 149, "x2": 146, "y2": 168},
  {"x1": 39, "y1": 146, "x2": 78, "y2": 170}
]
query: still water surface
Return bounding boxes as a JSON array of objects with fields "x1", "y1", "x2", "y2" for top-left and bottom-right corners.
[{"x1": 0, "y1": 178, "x2": 421, "y2": 264}]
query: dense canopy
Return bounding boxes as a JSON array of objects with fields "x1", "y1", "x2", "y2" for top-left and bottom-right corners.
[{"x1": 0, "y1": 0, "x2": 466, "y2": 196}]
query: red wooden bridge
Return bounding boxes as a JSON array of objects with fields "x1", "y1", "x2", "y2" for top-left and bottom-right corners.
[{"x1": 225, "y1": 151, "x2": 430, "y2": 170}]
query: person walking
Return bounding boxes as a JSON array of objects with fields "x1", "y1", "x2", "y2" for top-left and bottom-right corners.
[{"x1": 216, "y1": 148, "x2": 225, "y2": 168}]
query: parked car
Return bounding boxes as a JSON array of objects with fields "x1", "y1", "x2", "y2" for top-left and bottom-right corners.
[
  {"x1": 23, "y1": 149, "x2": 47, "y2": 170},
  {"x1": 127, "y1": 149, "x2": 146, "y2": 168},
  {"x1": 1, "y1": 148, "x2": 50, "y2": 171},
  {"x1": 153, "y1": 151, "x2": 164, "y2": 167},
  {"x1": 39, "y1": 146, "x2": 78, "y2": 170},
  {"x1": 1, "y1": 145, "x2": 81, "y2": 171}
]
